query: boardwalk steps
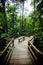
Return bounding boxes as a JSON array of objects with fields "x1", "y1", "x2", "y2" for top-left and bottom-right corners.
[
  {"x1": 8, "y1": 37, "x2": 34, "y2": 65},
  {"x1": 0, "y1": 36, "x2": 43, "y2": 65}
]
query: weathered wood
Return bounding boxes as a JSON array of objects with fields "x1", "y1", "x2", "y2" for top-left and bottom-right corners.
[
  {"x1": 9, "y1": 37, "x2": 35, "y2": 65},
  {"x1": 18, "y1": 36, "x2": 25, "y2": 42},
  {"x1": 1, "y1": 36, "x2": 43, "y2": 65},
  {"x1": 28, "y1": 38, "x2": 43, "y2": 65},
  {"x1": 0, "y1": 37, "x2": 14, "y2": 65}
]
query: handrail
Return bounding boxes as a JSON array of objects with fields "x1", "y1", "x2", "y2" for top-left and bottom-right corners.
[
  {"x1": 28, "y1": 41, "x2": 43, "y2": 55},
  {"x1": 28, "y1": 37, "x2": 43, "y2": 65},
  {"x1": 0, "y1": 37, "x2": 14, "y2": 65},
  {"x1": 29, "y1": 36, "x2": 34, "y2": 41},
  {"x1": 0, "y1": 37, "x2": 14, "y2": 57}
]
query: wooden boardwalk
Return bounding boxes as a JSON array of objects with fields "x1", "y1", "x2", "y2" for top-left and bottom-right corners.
[{"x1": 8, "y1": 36, "x2": 35, "y2": 65}]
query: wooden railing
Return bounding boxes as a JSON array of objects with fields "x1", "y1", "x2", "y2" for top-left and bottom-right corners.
[
  {"x1": 0, "y1": 37, "x2": 14, "y2": 65},
  {"x1": 28, "y1": 37, "x2": 43, "y2": 65},
  {"x1": 18, "y1": 36, "x2": 25, "y2": 42}
]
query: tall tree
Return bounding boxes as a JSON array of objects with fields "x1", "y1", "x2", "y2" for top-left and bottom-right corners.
[
  {"x1": 1, "y1": 0, "x2": 8, "y2": 32},
  {"x1": 18, "y1": 0, "x2": 26, "y2": 32}
]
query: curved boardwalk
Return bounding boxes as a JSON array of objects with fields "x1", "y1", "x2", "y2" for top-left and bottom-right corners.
[{"x1": 9, "y1": 36, "x2": 35, "y2": 65}]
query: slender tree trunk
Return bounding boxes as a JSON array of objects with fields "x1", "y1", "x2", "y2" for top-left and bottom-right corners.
[
  {"x1": 22, "y1": 0, "x2": 24, "y2": 32},
  {"x1": 11, "y1": 12, "x2": 14, "y2": 29},
  {"x1": 1, "y1": 0, "x2": 8, "y2": 32},
  {"x1": 34, "y1": 0, "x2": 35, "y2": 13}
]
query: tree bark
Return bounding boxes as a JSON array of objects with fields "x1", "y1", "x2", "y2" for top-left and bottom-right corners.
[
  {"x1": 1, "y1": 0, "x2": 8, "y2": 32},
  {"x1": 22, "y1": 0, "x2": 24, "y2": 32}
]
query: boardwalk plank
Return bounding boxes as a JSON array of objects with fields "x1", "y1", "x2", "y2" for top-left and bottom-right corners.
[{"x1": 9, "y1": 37, "x2": 35, "y2": 65}]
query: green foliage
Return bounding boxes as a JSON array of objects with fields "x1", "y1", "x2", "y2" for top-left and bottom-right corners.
[{"x1": 0, "y1": 0, "x2": 43, "y2": 52}]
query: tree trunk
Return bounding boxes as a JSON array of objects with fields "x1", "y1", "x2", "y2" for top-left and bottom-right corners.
[
  {"x1": 1, "y1": 0, "x2": 8, "y2": 32},
  {"x1": 22, "y1": 0, "x2": 24, "y2": 32}
]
